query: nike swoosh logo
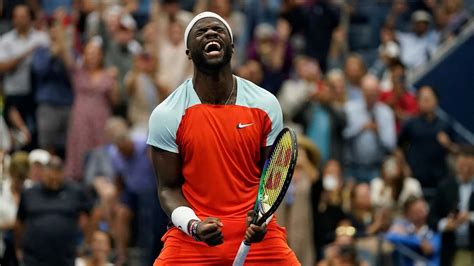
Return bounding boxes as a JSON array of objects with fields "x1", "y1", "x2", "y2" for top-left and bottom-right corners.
[{"x1": 237, "y1": 123, "x2": 254, "y2": 129}]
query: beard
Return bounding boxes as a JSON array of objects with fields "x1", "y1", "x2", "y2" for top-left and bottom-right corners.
[{"x1": 190, "y1": 44, "x2": 233, "y2": 73}]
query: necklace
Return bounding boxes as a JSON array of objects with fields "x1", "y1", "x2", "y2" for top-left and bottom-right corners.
[{"x1": 224, "y1": 76, "x2": 236, "y2": 105}]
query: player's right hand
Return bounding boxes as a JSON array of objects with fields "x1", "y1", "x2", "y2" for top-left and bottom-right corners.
[{"x1": 196, "y1": 217, "x2": 224, "y2": 246}]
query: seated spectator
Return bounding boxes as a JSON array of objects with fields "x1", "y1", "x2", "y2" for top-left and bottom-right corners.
[
  {"x1": 318, "y1": 223, "x2": 368, "y2": 266},
  {"x1": 75, "y1": 230, "x2": 114, "y2": 266},
  {"x1": 370, "y1": 155, "x2": 422, "y2": 214},
  {"x1": 15, "y1": 156, "x2": 92, "y2": 266},
  {"x1": 386, "y1": 196, "x2": 441, "y2": 266},
  {"x1": 428, "y1": 145, "x2": 474, "y2": 266},
  {"x1": 379, "y1": 60, "x2": 418, "y2": 133},
  {"x1": 277, "y1": 135, "x2": 320, "y2": 265},
  {"x1": 348, "y1": 183, "x2": 392, "y2": 237},
  {"x1": 344, "y1": 74, "x2": 396, "y2": 182},
  {"x1": 398, "y1": 86, "x2": 458, "y2": 191},
  {"x1": 0, "y1": 151, "x2": 29, "y2": 266},
  {"x1": 294, "y1": 80, "x2": 346, "y2": 164},
  {"x1": 311, "y1": 160, "x2": 349, "y2": 262},
  {"x1": 396, "y1": 10, "x2": 439, "y2": 69}
]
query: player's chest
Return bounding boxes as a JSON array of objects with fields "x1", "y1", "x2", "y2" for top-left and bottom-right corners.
[{"x1": 176, "y1": 106, "x2": 265, "y2": 153}]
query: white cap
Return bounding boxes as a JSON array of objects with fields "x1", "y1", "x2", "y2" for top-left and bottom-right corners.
[
  {"x1": 183, "y1": 11, "x2": 233, "y2": 49},
  {"x1": 411, "y1": 10, "x2": 431, "y2": 23},
  {"x1": 28, "y1": 149, "x2": 51, "y2": 166}
]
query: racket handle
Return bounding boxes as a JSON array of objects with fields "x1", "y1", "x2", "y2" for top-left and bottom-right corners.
[{"x1": 232, "y1": 240, "x2": 251, "y2": 266}]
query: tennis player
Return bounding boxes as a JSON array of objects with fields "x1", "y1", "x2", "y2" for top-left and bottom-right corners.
[{"x1": 147, "y1": 12, "x2": 300, "y2": 265}]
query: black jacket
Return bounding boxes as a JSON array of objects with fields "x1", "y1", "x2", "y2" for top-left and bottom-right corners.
[{"x1": 428, "y1": 177, "x2": 474, "y2": 266}]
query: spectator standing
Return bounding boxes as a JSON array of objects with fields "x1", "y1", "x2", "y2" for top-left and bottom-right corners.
[
  {"x1": 0, "y1": 5, "x2": 50, "y2": 149},
  {"x1": 104, "y1": 13, "x2": 141, "y2": 117},
  {"x1": 156, "y1": 19, "x2": 192, "y2": 96},
  {"x1": 428, "y1": 146, "x2": 474, "y2": 266},
  {"x1": 398, "y1": 86, "x2": 457, "y2": 191},
  {"x1": 278, "y1": 56, "x2": 322, "y2": 121},
  {"x1": 15, "y1": 156, "x2": 92, "y2": 266},
  {"x1": 343, "y1": 54, "x2": 367, "y2": 101},
  {"x1": 247, "y1": 20, "x2": 293, "y2": 95},
  {"x1": 107, "y1": 117, "x2": 167, "y2": 266},
  {"x1": 379, "y1": 60, "x2": 418, "y2": 133},
  {"x1": 64, "y1": 38, "x2": 119, "y2": 181},
  {"x1": 28, "y1": 148, "x2": 50, "y2": 183},
  {"x1": 125, "y1": 51, "x2": 161, "y2": 136},
  {"x1": 386, "y1": 197, "x2": 441, "y2": 266},
  {"x1": 295, "y1": 80, "x2": 346, "y2": 164},
  {"x1": 31, "y1": 17, "x2": 73, "y2": 156},
  {"x1": 344, "y1": 75, "x2": 396, "y2": 182},
  {"x1": 397, "y1": 10, "x2": 439, "y2": 69}
]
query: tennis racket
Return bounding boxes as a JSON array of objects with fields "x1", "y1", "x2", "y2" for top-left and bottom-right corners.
[{"x1": 232, "y1": 127, "x2": 298, "y2": 266}]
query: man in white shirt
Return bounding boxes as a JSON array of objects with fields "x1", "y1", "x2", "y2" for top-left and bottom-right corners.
[
  {"x1": 343, "y1": 74, "x2": 396, "y2": 182},
  {"x1": 397, "y1": 10, "x2": 439, "y2": 69},
  {"x1": 0, "y1": 5, "x2": 49, "y2": 146}
]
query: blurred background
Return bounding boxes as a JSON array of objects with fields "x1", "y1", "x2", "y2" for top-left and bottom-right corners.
[{"x1": 0, "y1": 0, "x2": 474, "y2": 265}]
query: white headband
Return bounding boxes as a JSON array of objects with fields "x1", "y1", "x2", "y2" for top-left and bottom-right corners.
[{"x1": 184, "y1": 11, "x2": 233, "y2": 49}]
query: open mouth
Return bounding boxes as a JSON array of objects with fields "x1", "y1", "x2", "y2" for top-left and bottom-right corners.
[{"x1": 204, "y1": 41, "x2": 223, "y2": 56}]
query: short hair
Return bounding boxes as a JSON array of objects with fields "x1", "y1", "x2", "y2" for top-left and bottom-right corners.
[
  {"x1": 403, "y1": 195, "x2": 423, "y2": 214},
  {"x1": 388, "y1": 58, "x2": 405, "y2": 70},
  {"x1": 416, "y1": 85, "x2": 440, "y2": 101}
]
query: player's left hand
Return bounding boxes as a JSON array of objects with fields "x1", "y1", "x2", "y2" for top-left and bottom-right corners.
[{"x1": 244, "y1": 211, "x2": 267, "y2": 243}]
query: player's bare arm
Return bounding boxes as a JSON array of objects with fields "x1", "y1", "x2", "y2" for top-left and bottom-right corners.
[{"x1": 150, "y1": 147, "x2": 224, "y2": 246}]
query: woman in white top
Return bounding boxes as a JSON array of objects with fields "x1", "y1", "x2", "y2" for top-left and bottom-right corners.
[
  {"x1": 370, "y1": 155, "x2": 422, "y2": 214},
  {"x1": 0, "y1": 152, "x2": 29, "y2": 264}
]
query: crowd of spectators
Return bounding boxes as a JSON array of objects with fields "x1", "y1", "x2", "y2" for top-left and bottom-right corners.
[{"x1": 0, "y1": 0, "x2": 473, "y2": 266}]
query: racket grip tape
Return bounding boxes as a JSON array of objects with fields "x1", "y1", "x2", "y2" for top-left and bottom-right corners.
[{"x1": 232, "y1": 240, "x2": 251, "y2": 266}]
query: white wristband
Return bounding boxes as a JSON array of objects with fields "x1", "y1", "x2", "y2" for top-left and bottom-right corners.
[{"x1": 171, "y1": 206, "x2": 200, "y2": 236}]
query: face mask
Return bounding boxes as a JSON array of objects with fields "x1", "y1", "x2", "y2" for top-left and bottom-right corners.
[{"x1": 323, "y1": 175, "x2": 338, "y2": 191}]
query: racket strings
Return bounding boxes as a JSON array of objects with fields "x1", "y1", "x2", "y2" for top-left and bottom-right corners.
[{"x1": 261, "y1": 131, "x2": 293, "y2": 211}]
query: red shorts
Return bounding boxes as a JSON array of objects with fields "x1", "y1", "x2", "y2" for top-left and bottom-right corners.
[{"x1": 154, "y1": 219, "x2": 300, "y2": 265}]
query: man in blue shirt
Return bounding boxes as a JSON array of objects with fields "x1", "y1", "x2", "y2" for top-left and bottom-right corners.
[
  {"x1": 107, "y1": 117, "x2": 167, "y2": 266},
  {"x1": 386, "y1": 196, "x2": 441, "y2": 266},
  {"x1": 31, "y1": 23, "x2": 73, "y2": 156}
]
